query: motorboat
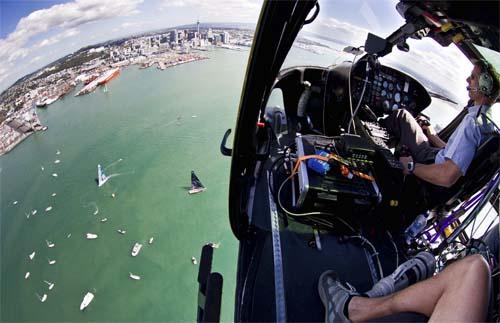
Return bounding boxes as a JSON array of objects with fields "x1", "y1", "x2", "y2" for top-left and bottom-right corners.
[
  {"x1": 31, "y1": 209, "x2": 37, "y2": 215},
  {"x1": 47, "y1": 258, "x2": 56, "y2": 265},
  {"x1": 191, "y1": 256, "x2": 198, "y2": 265},
  {"x1": 13, "y1": 200, "x2": 18, "y2": 205},
  {"x1": 80, "y1": 292, "x2": 94, "y2": 310},
  {"x1": 56, "y1": 150, "x2": 61, "y2": 155},
  {"x1": 131, "y1": 242, "x2": 142, "y2": 256},
  {"x1": 54, "y1": 160, "x2": 60, "y2": 164},
  {"x1": 86, "y1": 233, "x2": 98, "y2": 239},
  {"x1": 36, "y1": 293, "x2": 47, "y2": 302},
  {"x1": 148, "y1": 237, "x2": 154, "y2": 244},
  {"x1": 117, "y1": 229, "x2": 126, "y2": 235},
  {"x1": 100, "y1": 218, "x2": 107, "y2": 222},
  {"x1": 51, "y1": 173, "x2": 58, "y2": 177},
  {"x1": 29, "y1": 251, "x2": 36, "y2": 260},
  {"x1": 45, "y1": 206, "x2": 53, "y2": 212},
  {"x1": 46, "y1": 240, "x2": 55, "y2": 248},
  {"x1": 129, "y1": 272, "x2": 141, "y2": 280},
  {"x1": 51, "y1": 193, "x2": 57, "y2": 197},
  {"x1": 44, "y1": 280, "x2": 55, "y2": 290},
  {"x1": 25, "y1": 272, "x2": 30, "y2": 279}
]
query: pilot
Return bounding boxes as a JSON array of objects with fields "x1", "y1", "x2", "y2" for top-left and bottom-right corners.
[
  {"x1": 318, "y1": 254, "x2": 490, "y2": 322},
  {"x1": 381, "y1": 61, "x2": 498, "y2": 190}
]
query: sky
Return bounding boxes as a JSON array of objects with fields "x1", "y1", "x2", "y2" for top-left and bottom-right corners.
[{"x1": 0, "y1": 0, "x2": 472, "y2": 101}]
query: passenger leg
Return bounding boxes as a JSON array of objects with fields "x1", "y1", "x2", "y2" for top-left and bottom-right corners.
[{"x1": 346, "y1": 254, "x2": 490, "y2": 322}]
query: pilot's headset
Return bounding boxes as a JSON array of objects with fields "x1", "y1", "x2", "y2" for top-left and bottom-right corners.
[{"x1": 478, "y1": 60, "x2": 499, "y2": 100}]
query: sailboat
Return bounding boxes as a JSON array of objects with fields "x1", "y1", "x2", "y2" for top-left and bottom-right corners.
[
  {"x1": 188, "y1": 171, "x2": 206, "y2": 194},
  {"x1": 80, "y1": 292, "x2": 94, "y2": 310},
  {"x1": 97, "y1": 164, "x2": 110, "y2": 187},
  {"x1": 29, "y1": 251, "x2": 36, "y2": 260},
  {"x1": 44, "y1": 280, "x2": 55, "y2": 290}
]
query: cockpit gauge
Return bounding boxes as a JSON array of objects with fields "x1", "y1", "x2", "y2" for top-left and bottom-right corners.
[
  {"x1": 387, "y1": 92, "x2": 393, "y2": 100},
  {"x1": 383, "y1": 81, "x2": 388, "y2": 88},
  {"x1": 388, "y1": 83, "x2": 394, "y2": 91},
  {"x1": 381, "y1": 90, "x2": 387, "y2": 97},
  {"x1": 392, "y1": 104, "x2": 399, "y2": 111},
  {"x1": 396, "y1": 83, "x2": 402, "y2": 91},
  {"x1": 394, "y1": 92, "x2": 401, "y2": 103},
  {"x1": 383, "y1": 100, "x2": 390, "y2": 112}
]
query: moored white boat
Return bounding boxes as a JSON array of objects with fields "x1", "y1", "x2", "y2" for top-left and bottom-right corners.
[
  {"x1": 45, "y1": 206, "x2": 53, "y2": 212},
  {"x1": 25, "y1": 272, "x2": 30, "y2": 279},
  {"x1": 86, "y1": 233, "x2": 98, "y2": 239},
  {"x1": 191, "y1": 256, "x2": 198, "y2": 265},
  {"x1": 51, "y1": 192, "x2": 57, "y2": 197},
  {"x1": 129, "y1": 272, "x2": 141, "y2": 280},
  {"x1": 54, "y1": 160, "x2": 60, "y2": 164},
  {"x1": 117, "y1": 229, "x2": 126, "y2": 235},
  {"x1": 52, "y1": 173, "x2": 58, "y2": 177},
  {"x1": 100, "y1": 218, "x2": 107, "y2": 222},
  {"x1": 47, "y1": 258, "x2": 56, "y2": 265},
  {"x1": 131, "y1": 243, "x2": 142, "y2": 256},
  {"x1": 80, "y1": 292, "x2": 94, "y2": 310},
  {"x1": 149, "y1": 237, "x2": 154, "y2": 244},
  {"x1": 13, "y1": 200, "x2": 18, "y2": 205},
  {"x1": 32, "y1": 209, "x2": 37, "y2": 215},
  {"x1": 46, "y1": 240, "x2": 55, "y2": 248}
]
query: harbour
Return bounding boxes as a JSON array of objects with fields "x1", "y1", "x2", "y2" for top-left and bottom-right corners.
[{"x1": 0, "y1": 48, "x2": 251, "y2": 321}]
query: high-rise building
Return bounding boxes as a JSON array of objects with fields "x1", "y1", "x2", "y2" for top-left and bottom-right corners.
[
  {"x1": 221, "y1": 31, "x2": 230, "y2": 44},
  {"x1": 170, "y1": 29, "x2": 178, "y2": 44}
]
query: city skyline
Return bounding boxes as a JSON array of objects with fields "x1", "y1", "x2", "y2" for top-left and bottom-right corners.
[{"x1": 0, "y1": 0, "x2": 406, "y2": 92}]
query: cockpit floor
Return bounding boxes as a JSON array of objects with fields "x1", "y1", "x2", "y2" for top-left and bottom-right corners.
[{"x1": 241, "y1": 155, "x2": 428, "y2": 322}]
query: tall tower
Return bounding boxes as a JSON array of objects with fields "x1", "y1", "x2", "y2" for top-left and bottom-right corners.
[{"x1": 197, "y1": 19, "x2": 200, "y2": 36}]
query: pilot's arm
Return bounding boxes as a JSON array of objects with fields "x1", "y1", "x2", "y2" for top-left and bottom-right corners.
[{"x1": 401, "y1": 157, "x2": 461, "y2": 187}]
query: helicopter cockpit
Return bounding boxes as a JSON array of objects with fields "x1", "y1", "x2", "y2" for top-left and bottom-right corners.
[{"x1": 197, "y1": 1, "x2": 499, "y2": 322}]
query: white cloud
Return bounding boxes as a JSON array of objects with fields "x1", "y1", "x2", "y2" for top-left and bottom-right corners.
[
  {"x1": 312, "y1": 17, "x2": 369, "y2": 46},
  {"x1": 35, "y1": 28, "x2": 80, "y2": 48},
  {"x1": 160, "y1": 0, "x2": 260, "y2": 21}
]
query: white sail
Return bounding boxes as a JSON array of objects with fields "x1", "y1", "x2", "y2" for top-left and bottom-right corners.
[{"x1": 97, "y1": 164, "x2": 110, "y2": 187}]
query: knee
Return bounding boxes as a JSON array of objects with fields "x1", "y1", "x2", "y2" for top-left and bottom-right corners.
[
  {"x1": 462, "y1": 254, "x2": 491, "y2": 281},
  {"x1": 396, "y1": 109, "x2": 413, "y2": 122}
]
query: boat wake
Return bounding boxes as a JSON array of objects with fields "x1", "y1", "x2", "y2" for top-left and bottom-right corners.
[{"x1": 104, "y1": 158, "x2": 123, "y2": 170}]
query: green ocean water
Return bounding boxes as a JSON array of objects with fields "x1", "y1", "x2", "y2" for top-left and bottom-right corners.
[{"x1": 0, "y1": 48, "x2": 252, "y2": 322}]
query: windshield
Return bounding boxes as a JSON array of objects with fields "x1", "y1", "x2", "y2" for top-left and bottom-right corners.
[{"x1": 282, "y1": 0, "x2": 476, "y2": 130}]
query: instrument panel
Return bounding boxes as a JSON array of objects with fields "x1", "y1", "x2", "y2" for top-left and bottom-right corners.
[{"x1": 354, "y1": 63, "x2": 430, "y2": 117}]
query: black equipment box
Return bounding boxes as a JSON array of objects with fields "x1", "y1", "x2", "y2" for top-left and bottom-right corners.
[{"x1": 294, "y1": 135, "x2": 380, "y2": 213}]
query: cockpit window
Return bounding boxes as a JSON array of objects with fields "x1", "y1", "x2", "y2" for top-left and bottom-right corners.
[{"x1": 281, "y1": 1, "x2": 475, "y2": 130}]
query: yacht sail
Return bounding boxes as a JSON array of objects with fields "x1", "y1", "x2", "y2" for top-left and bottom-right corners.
[
  {"x1": 188, "y1": 171, "x2": 206, "y2": 194},
  {"x1": 97, "y1": 164, "x2": 109, "y2": 187}
]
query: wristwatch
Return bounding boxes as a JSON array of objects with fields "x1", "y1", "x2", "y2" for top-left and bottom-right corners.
[{"x1": 407, "y1": 161, "x2": 415, "y2": 174}]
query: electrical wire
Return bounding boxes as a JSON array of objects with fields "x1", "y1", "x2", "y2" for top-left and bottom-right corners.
[
  {"x1": 348, "y1": 60, "x2": 370, "y2": 134},
  {"x1": 347, "y1": 53, "x2": 360, "y2": 134},
  {"x1": 387, "y1": 231, "x2": 399, "y2": 267},
  {"x1": 347, "y1": 235, "x2": 384, "y2": 279}
]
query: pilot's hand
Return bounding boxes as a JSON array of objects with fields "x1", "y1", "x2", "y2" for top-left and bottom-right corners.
[
  {"x1": 417, "y1": 117, "x2": 435, "y2": 136},
  {"x1": 399, "y1": 156, "x2": 414, "y2": 175}
]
